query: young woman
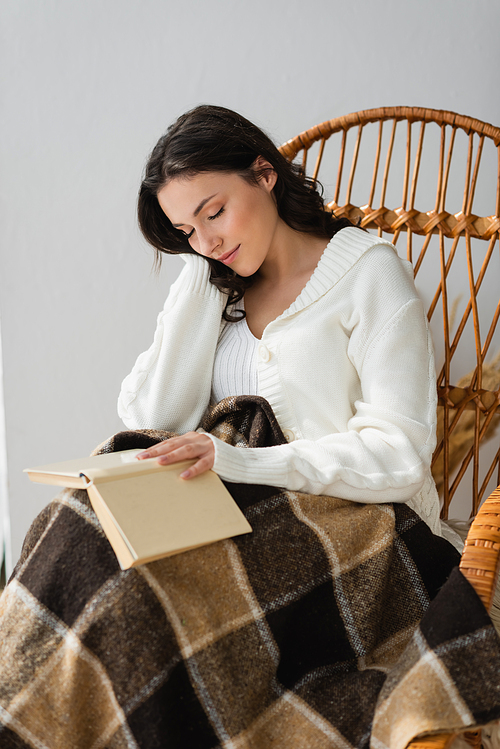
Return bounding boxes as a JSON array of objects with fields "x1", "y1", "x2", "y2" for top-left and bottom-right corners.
[{"x1": 118, "y1": 104, "x2": 442, "y2": 537}]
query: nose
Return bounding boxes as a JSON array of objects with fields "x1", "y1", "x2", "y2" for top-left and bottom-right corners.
[{"x1": 195, "y1": 227, "x2": 221, "y2": 257}]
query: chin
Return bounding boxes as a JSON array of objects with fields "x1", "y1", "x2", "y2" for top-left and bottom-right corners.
[{"x1": 234, "y1": 269, "x2": 254, "y2": 278}]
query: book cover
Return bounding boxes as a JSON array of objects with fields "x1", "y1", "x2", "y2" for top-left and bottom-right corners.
[{"x1": 25, "y1": 450, "x2": 252, "y2": 569}]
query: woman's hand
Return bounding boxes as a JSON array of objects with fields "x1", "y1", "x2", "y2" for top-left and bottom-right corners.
[{"x1": 136, "y1": 432, "x2": 215, "y2": 479}]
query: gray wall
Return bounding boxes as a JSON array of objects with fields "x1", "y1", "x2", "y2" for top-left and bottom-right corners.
[{"x1": 1, "y1": 0, "x2": 499, "y2": 569}]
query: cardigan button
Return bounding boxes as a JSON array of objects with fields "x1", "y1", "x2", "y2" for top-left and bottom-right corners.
[
  {"x1": 283, "y1": 428, "x2": 295, "y2": 442},
  {"x1": 258, "y1": 344, "x2": 271, "y2": 362}
]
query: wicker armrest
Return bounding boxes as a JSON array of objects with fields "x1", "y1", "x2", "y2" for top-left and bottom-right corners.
[
  {"x1": 407, "y1": 485, "x2": 500, "y2": 749},
  {"x1": 408, "y1": 733, "x2": 459, "y2": 749},
  {"x1": 460, "y1": 484, "x2": 500, "y2": 612}
]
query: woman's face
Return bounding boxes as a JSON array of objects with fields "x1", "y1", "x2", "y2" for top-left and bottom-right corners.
[{"x1": 157, "y1": 164, "x2": 280, "y2": 277}]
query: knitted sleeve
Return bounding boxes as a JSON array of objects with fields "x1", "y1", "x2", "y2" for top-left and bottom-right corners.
[
  {"x1": 207, "y1": 253, "x2": 438, "y2": 505},
  {"x1": 117, "y1": 254, "x2": 225, "y2": 434}
]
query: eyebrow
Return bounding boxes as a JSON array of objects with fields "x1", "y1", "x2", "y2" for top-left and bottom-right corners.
[{"x1": 172, "y1": 193, "x2": 218, "y2": 228}]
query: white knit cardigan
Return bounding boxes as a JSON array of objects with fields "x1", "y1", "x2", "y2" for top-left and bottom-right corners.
[{"x1": 118, "y1": 227, "x2": 442, "y2": 534}]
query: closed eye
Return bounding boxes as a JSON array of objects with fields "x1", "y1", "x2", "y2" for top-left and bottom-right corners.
[
  {"x1": 176, "y1": 227, "x2": 194, "y2": 239},
  {"x1": 175, "y1": 206, "x2": 223, "y2": 239},
  {"x1": 208, "y1": 207, "x2": 224, "y2": 221}
]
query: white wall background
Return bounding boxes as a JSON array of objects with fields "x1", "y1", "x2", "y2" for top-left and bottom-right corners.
[{"x1": 1, "y1": 0, "x2": 499, "y2": 571}]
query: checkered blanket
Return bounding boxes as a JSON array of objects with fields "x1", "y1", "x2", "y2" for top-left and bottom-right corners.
[{"x1": 1, "y1": 396, "x2": 500, "y2": 749}]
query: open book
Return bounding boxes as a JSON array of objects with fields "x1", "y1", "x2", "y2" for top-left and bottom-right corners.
[{"x1": 24, "y1": 449, "x2": 252, "y2": 570}]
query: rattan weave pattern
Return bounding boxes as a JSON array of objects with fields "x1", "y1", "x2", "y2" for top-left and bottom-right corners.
[
  {"x1": 280, "y1": 107, "x2": 500, "y2": 242},
  {"x1": 408, "y1": 733, "x2": 460, "y2": 749},
  {"x1": 461, "y1": 487, "x2": 500, "y2": 611},
  {"x1": 280, "y1": 108, "x2": 500, "y2": 749},
  {"x1": 280, "y1": 108, "x2": 500, "y2": 158}
]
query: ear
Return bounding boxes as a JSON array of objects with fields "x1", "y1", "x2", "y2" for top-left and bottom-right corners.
[{"x1": 252, "y1": 156, "x2": 277, "y2": 192}]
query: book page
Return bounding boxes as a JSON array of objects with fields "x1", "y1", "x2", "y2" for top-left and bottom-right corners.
[{"x1": 24, "y1": 449, "x2": 144, "y2": 481}]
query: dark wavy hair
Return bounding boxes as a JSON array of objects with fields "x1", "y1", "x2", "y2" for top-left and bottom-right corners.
[{"x1": 138, "y1": 104, "x2": 353, "y2": 321}]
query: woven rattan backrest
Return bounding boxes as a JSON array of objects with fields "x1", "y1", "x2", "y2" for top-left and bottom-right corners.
[{"x1": 280, "y1": 107, "x2": 500, "y2": 519}]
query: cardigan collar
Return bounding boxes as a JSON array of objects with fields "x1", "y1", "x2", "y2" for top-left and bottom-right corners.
[{"x1": 272, "y1": 226, "x2": 395, "y2": 323}]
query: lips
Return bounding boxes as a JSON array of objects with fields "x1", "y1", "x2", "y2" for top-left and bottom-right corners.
[{"x1": 217, "y1": 245, "x2": 240, "y2": 265}]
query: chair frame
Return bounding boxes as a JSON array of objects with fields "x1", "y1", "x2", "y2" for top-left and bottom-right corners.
[{"x1": 280, "y1": 107, "x2": 500, "y2": 749}]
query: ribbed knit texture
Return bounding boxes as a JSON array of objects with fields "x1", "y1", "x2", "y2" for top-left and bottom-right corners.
[
  {"x1": 118, "y1": 228, "x2": 442, "y2": 534},
  {"x1": 211, "y1": 302, "x2": 259, "y2": 403}
]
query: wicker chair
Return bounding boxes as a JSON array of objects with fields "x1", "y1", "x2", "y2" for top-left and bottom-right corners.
[{"x1": 280, "y1": 107, "x2": 500, "y2": 749}]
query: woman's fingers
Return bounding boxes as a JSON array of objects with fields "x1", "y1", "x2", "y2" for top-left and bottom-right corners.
[
  {"x1": 155, "y1": 439, "x2": 211, "y2": 467},
  {"x1": 179, "y1": 453, "x2": 214, "y2": 480},
  {"x1": 137, "y1": 433, "x2": 209, "y2": 459},
  {"x1": 136, "y1": 433, "x2": 215, "y2": 479}
]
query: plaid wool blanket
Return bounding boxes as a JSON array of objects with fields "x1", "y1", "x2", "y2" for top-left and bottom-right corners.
[{"x1": 1, "y1": 396, "x2": 500, "y2": 749}]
